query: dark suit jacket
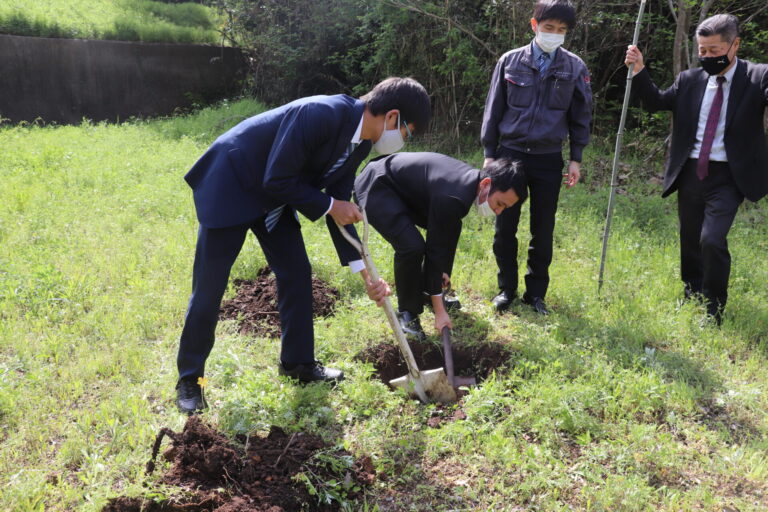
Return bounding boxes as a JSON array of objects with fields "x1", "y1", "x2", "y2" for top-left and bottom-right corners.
[
  {"x1": 632, "y1": 60, "x2": 768, "y2": 201},
  {"x1": 355, "y1": 152, "x2": 480, "y2": 295},
  {"x1": 184, "y1": 94, "x2": 371, "y2": 264}
]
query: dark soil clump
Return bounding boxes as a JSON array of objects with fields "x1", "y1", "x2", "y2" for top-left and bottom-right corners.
[
  {"x1": 103, "y1": 416, "x2": 375, "y2": 512},
  {"x1": 356, "y1": 339, "x2": 513, "y2": 385},
  {"x1": 220, "y1": 266, "x2": 340, "y2": 337}
]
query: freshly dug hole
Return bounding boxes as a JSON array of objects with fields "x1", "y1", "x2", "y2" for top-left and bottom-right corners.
[{"x1": 219, "y1": 266, "x2": 340, "y2": 337}]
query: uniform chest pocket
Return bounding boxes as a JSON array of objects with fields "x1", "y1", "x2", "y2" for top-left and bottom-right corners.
[
  {"x1": 548, "y1": 71, "x2": 576, "y2": 111},
  {"x1": 505, "y1": 72, "x2": 535, "y2": 108}
]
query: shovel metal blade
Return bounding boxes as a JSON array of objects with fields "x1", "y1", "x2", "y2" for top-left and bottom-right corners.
[
  {"x1": 389, "y1": 368, "x2": 458, "y2": 404},
  {"x1": 452, "y1": 376, "x2": 477, "y2": 388}
]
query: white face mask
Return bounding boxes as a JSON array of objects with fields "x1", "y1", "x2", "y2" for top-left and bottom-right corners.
[
  {"x1": 536, "y1": 31, "x2": 565, "y2": 53},
  {"x1": 475, "y1": 185, "x2": 495, "y2": 217},
  {"x1": 476, "y1": 199, "x2": 495, "y2": 217},
  {"x1": 373, "y1": 113, "x2": 405, "y2": 155}
]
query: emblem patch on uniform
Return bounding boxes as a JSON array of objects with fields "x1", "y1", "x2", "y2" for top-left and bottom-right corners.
[{"x1": 584, "y1": 75, "x2": 591, "y2": 83}]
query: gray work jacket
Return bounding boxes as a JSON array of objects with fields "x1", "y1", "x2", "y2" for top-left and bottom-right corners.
[{"x1": 481, "y1": 42, "x2": 593, "y2": 162}]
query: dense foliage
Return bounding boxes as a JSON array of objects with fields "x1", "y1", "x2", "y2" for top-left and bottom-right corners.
[{"x1": 212, "y1": 0, "x2": 768, "y2": 143}]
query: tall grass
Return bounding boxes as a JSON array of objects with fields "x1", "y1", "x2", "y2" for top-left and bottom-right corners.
[
  {"x1": 0, "y1": 0, "x2": 221, "y2": 44},
  {"x1": 1, "y1": 100, "x2": 767, "y2": 511}
]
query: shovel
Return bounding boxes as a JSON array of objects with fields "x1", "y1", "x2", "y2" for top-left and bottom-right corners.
[
  {"x1": 336, "y1": 211, "x2": 457, "y2": 403},
  {"x1": 440, "y1": 326, "x2": 477, "y2": 390}
]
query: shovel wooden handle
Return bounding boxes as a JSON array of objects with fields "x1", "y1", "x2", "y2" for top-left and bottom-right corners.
[{"x1": 335, "y1": 212, "x2": 429, "y2": 403}]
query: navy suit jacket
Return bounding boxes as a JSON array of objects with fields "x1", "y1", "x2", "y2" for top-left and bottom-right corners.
[
  {"x1": 633, "y1": 61, "x2": 768, "y2": 201},
  {"x1": 184, "y1": 94, "x2": 372, "y2": 264}
]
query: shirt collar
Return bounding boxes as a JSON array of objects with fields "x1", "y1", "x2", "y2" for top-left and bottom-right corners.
[
  {"x1": 531, "y1": 39, "x2": 557, "y2": 60},
  {"x1": 351, "y1": 113, "x2": 364, "y2": 144},
  {"x1": 718, "y1": 57, "x2": 739, "y2": 84}
]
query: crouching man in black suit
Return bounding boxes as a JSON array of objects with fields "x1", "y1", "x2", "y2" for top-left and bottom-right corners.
[{"x1": 354, "y1": 153, "x2": 527, "y2": 339}]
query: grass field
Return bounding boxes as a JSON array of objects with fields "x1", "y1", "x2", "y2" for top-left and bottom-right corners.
[
  {"x1": 0, "y1": 0, "x2": 221, "y2": 43},
  {"x1": 1, "y1": 100, "x2": 767, "y2": 511}
]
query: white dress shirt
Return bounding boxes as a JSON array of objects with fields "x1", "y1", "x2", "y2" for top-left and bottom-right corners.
[{"x1": 690, "y1": 58, "x2": 738, "y2": 162}]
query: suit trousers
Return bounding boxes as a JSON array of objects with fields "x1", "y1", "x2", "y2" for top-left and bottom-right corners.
[
  {"x1": 364, "y1": 182, "x2": 429, "y2": 316},
  {"x1": 493, "y1": 149, "x2": 564, "y2": 299},
  {"x1": 677, "y1": 159, "x2": 743, "y2": 315},
  {"x1": 177, "y1": 211, "x2": 314, "y2": 380}
]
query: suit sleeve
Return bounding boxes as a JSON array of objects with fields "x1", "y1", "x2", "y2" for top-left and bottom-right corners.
[
  {"x1": 262, "y1": 103, "x2": 334, "y2": 221},
  {"x1": 567, "y1": 62, "x2": 593, "y2": 163},
  {"x1": 324, "y1": 168, "x2": 363, "y2": 266},
  {"x1": 481, "y1": 57, "x2": 508, "y2": 159},
  {"x1": 632, "y1": 67, "x2": 679, "y2": 112},
  {"x1": 424, "y1": 196, "x2": 466, "y2": 295}
]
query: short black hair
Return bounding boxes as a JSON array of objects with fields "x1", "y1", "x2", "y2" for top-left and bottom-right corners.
[
  {"x1": 482, "y1": 158, "x2": 528, "y2": 203},
  {"x1": 533, "y1": 0, "x2": 576, "y2": 30},
  {"x1": 697, "y1": 14, "x2": 740, "y2": 43},
  {"x1": 360, "y1": 77, "x2": 431, "y2": 135}
]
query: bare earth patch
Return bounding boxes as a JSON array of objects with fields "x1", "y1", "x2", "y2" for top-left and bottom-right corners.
[
  {"x1": 356, "y1": 338, "x2": 512, "y2": 386},
  {"x1": 219, "y1": 267, "x2": 340, "y2": 337},
  {"x1": 102, "y1": 416, "x2": 375, "y2": 512}
]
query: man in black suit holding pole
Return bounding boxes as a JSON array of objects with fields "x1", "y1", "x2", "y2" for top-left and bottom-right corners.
[{"x1": 626, "y1": 14, "x2": 768, "y2": 324}]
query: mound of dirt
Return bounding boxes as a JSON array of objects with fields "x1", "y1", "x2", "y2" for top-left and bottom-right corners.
[
  {"x1": 103, "y1": 417, "x2": 375, "y2": 512},
  {"x1": 219, "y1": 267, "x2": 340, "y2": 337},
  {"x1": 356, "y1": 339, "x2": 513, "y2": 385}
]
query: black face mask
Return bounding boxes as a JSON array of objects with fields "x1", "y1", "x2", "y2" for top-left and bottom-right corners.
[{"x1": 698, "y1": 40, "x2": 735, "y2": 75}]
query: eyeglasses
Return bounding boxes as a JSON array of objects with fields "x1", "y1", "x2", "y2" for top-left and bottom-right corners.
[{"x1": 401, "y1": 118, "x2": 413, "y2": 140}]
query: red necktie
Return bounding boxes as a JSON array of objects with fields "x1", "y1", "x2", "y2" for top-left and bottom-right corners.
[{"x1": 696, "y1": 76, "x2": 726, "y2": 180}]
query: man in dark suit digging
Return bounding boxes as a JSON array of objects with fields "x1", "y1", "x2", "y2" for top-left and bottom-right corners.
[
  {"x1": 354, "y1": 153, "x2": 527, "y2": 339},
  {"x1": 626, "y1": 14, "x2": 768, "y2": 324},
  {"x1": 175, "y1": 77, "x2": 431, "y2": 413}
]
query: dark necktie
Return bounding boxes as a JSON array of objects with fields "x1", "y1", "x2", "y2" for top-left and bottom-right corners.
[
  {"x1": 696, "y1": 76, "x2": 726, "y2": 180},
  {"x1": 264, "y1": 142, "x2": 358, "y2": 232},
  {"x1": 537, "y1": 52, "x2": 550, "y2": 74}
]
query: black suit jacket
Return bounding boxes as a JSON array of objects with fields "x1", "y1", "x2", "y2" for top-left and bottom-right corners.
[
  {"x1": 354, "y1": 152, "x2": 480, "y2": 294},
  {"x1": 633, "y1": 60, "x2": 768, "y2": 201}
]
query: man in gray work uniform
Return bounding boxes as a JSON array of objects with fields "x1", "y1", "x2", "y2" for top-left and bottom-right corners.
[{"x1": 481, "y1": 0, "x2": 592, "y2": 315}]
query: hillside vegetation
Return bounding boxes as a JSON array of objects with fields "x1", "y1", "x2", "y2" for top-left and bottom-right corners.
[{"x1": 0, "y1": 0, "x2": 221, "y2": 43}]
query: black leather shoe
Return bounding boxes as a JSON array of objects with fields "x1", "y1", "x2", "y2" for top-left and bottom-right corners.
[
  {"x1": 176, "y1": 377, "x2": 207, "y2": 414},
  {"x1": 397, "y1": 311, "x2": 426, "y2": 341},
  {"x1": 491, "y1": 290, "x2": 515, "y2": 313},
  {"x1": 523, "y1": 295, "x2": 550, "y2": 315},
  {"x1": 278, "y1": 360, "x2": 345, "y2": 383},
  {"x1": 423, "y1": 292, "x2": 462, "y2": 312},
  {"x1": 705, "y1": 303, "x2": 723, "y2": 327},
  {"x1": 443, "y1": 292, "x2": 462, "y2": 312}
]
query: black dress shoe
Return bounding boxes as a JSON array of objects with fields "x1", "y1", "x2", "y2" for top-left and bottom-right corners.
[
  {"x1": 423, "y1": 292, "x2": 462, "y2": 312},
  {"x1": 705, "y1": 303, "x2": 723, "y2": 327},
  {"x1": 523, "y1": 295, "x2": 550, "y2": 315},
  {"x1": 278, "y1": 360, "x2": 345, "y2": 383},
  {"x1": 176, "y1": 377, "x2": 207, "y2": 414},
  {"x1": 491, "y1": 290, "x2": 515, "y2": 313},
  {"x1": 397, "y1": 311, "x2": 426, "y2": 341}
]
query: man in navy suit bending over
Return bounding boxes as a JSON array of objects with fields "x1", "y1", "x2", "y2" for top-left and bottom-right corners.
[{"x1": 176, "y1": 77, "x2": 431, "y2": 413}]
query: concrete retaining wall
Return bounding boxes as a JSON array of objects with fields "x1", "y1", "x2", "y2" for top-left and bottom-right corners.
[{"x1": 0, "y1": 34, "x2": 246, "y2": 124}]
